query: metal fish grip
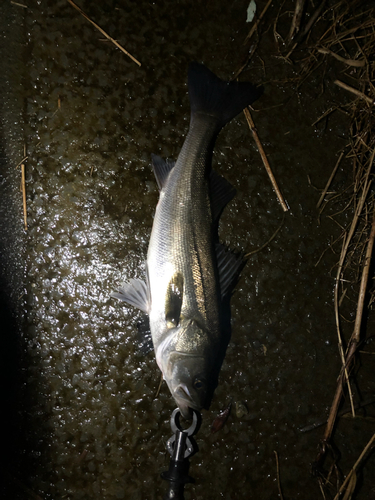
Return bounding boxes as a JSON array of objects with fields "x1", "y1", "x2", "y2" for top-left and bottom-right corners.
[{"x1": 161, "y1": 408, "x2": 200, "y2": 500}]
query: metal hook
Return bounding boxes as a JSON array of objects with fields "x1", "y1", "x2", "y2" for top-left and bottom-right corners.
[{"x1": 170, "y1": 408, "x2": 199, "y2": 437}]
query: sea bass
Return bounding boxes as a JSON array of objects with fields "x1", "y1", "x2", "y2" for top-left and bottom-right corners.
[{"x1": 112, "y1": 63, "x2": 262, "y2": 418}]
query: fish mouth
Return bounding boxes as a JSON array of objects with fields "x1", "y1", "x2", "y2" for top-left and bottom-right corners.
[{"x1": 173, "y1": 383, "x2": 200, "y2": 419}]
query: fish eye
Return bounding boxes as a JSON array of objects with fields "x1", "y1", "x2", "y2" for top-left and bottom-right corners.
[{"x1": 193, "y1": 378, "x2": 205, "y2": 390}]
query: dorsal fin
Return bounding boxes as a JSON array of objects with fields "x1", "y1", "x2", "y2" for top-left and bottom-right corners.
[{"x1": 151, "y1": 154, "x2": 176, "y2": 190}]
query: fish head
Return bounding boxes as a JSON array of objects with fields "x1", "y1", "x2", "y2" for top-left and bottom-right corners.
[
  {"x1": 155, "y1": 319, "x2": 218, "y2": 419},
  {"x1": 167, "y1": 351, "x2": 209, "y2": 419}
]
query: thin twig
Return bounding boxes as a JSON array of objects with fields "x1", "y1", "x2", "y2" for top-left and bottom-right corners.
[
  {"x1": 351, "y1": 206, "x2": 375, "y2": 346},
  {"x1": 300, "y1": 397, "x2": 375, "y2": 433},
  {"x1": 244, "y1": 0, "x2": 273, "y2": 43},
  {"x1": 232, "y1": 42, "x2": 258, "y2": 80},
  {"x1": 334, "y1": 238, "x2": 355, "y2": 415},
  {"x1": 318, "y1": 47, "x2": 365, "y2": 67},
  {"x1": 154, "y1": 372, "x2": 163, "y2": 399},
  {"x1": 11, "y1": 1, "x2": 28, "y2": 7},
  {"x1": 317, "y1": 152, "x2": 344, "y2": 209},
  {"x1": 298, "y1": 0, "x2": 327, "y2": 40},
  {"x1": 75, "y1": 449, "x2": 88, "y2": 466},
  {"x1": 311, "y1": 106, "x2": 337, "y2": 128},
  {"x1": 285, "y1": 0, "x2": 327, "y2": 58},
  {"x1": 67, "y1": 0, "x2": 141, "y2": 66},
  {"x1": 333, "y1": 433, "x2": 375, "y2": 500},
  {"x1": 274, "y1": 451, "x2": 284, "y2": 500},
  {"x1": 287, "y1": 0, "x2": 306, "y2": 45},
  {"x1": 15, "y1": 155, "x2": 28, "y2": 169},
  {"x1": 245, "y1": 214, "x2": 285, "y2": 257},
  {"x1": 243, "y1": 107, "x2": 289, "y2": 212},
  {"x1": 21, "y1": 164, "x2": 27, "y2": 231}
]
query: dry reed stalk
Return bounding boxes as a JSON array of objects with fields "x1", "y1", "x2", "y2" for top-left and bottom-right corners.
[
  {"x1": 290, "y1": 4, "x2": 375, "y2": 496},
  {"x1": 334, "y1": 80, "x2": 374, "y2": 105},
  {"x1": 243, "y1": 107, "x2": 289, "y2": 212},
  {"x1": 67, "y1": 0, "x2": 141, "y2": 66},
  {"x1": 10, "y1": 1, "x2": 28, "y2": 7},
  {"x1": 318, "y1": 480, "x2": 327, "y2": 500},
  {"x1": 287, "y1": 0, "x2": 306, "y2": 44},
  {"x1": 317, "y1": 190, "x2": 375, "y2": 466},
  {"x1": 334, "y1": 160, "x2": 372, "y2": 381},
  {"x1": 21, "y1": 163, "x2": 27, "y2": 231},
  {"x1": 317, "y1": 47, "x2": 365, "y2": 67},
  {"x1": 285, "y1": 0, "x2": 327, "y2": 58},
  {"x1": 350, "y1": 206, "x2": 375, "y2": 346}
]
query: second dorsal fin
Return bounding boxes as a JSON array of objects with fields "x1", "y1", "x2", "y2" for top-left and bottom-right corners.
[{"x1": 209, "y1": 170, "x2": 236, "y2": 223}]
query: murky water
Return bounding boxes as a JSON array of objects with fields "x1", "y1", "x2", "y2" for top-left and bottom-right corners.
[{"x1": 1, "y1": 1, "x2": 374, "y2": 499}]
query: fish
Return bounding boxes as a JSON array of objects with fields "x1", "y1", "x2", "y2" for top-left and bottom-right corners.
[{"x1": 112, "y1": 62, "x2": 262, "y2": 419}]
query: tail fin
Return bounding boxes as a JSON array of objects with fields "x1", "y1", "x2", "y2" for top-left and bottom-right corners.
[{"x1": 188, "y1": 62, "x2": 262, "y2": 129}]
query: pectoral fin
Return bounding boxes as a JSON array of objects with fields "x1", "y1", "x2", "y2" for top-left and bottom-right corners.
[
  {"x1": 111, "y1": 278, "x2": 150, "y2": 314},
  {"x1": 151, "y1": 154, "x2": 176, "y2": 190},
  {"x1": 165, "y1": 272, "x2": 184, "y2": 327}
]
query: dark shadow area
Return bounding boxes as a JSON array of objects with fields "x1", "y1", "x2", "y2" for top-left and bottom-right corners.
[
  {"x1": 0, "y1": 283, "x2": 24, "y2": 498},
  {"x1": 0, "y1": 4, "x2": 28, "y2": 497}
]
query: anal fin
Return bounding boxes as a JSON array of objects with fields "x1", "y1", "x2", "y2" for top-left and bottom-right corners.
[{"x1": 216, "y1": 243, "x2": 246, "y2": 298}]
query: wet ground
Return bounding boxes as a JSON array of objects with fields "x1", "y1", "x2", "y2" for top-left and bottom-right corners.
[{"x1": 1, "y1": 1, "x2": 375, "y2": 499}]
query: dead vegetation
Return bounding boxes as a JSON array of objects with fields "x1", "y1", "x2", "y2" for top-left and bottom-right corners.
[
  {"x1": 243, "y1": 1, "x2": 375, "y2": 498},
  {"x1": 291, "y1": 2, "x2": 375, "y2": 498}
]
